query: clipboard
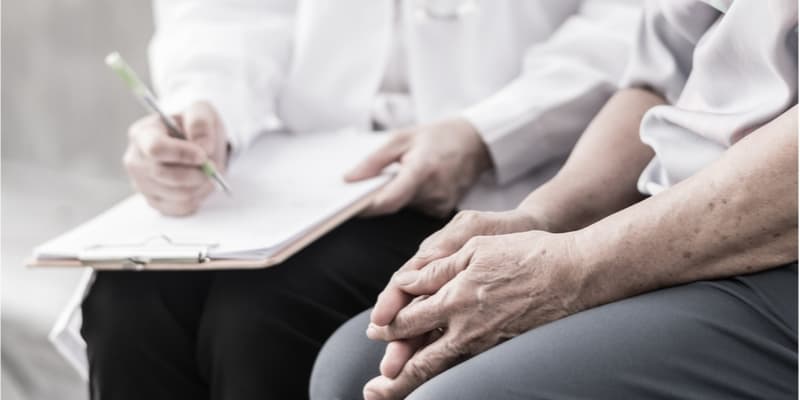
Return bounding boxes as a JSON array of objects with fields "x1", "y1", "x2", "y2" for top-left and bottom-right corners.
[
  {"x1": 28, "y1": 131, "x2": 392, "y2": 271},
  {"x1": 28, "y1": 183, "x2": 379, "y2": 270}
]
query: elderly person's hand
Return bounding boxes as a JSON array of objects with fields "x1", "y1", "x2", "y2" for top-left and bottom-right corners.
[
  {"x1": 363, "y1": 229, "x2": 584, "y2": 400},
  {"x1": 345, "y1": 118, "x2": 491, "y2": 217},
  {"x1": 367, "y1": 208, "x2": 551, "y2": 385},
  {"x1": 369, "y1": 208, "x2": 550, "y2": 328}
]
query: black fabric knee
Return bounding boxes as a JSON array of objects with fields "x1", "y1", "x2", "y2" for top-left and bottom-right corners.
[
  {"x1": 81, "y1": 271, "x2": 214, "y2": 400},
  {"x1": 196, "y1": 210, "x2": 449, "y2": 400}
]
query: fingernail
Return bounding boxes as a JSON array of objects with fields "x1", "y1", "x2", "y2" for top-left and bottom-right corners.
[
  {"x1": 366, "y1": 324, "x2": 379, "y2": 337},
  {"x1": 393, "y1": 270, "x2": 419, "y2": 286}
]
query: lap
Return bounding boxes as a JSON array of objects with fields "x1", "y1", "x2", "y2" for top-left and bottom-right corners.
[
  {"x1": 82, "y1": 208, "x2": 449, "y2": 399},
  {"x1": 313, "y1": 264, "x2": 798, "y2": 400}
]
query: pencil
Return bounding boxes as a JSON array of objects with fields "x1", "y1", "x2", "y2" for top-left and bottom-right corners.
[{"x1": 105, "y1": 51, "x2": 232, "y2": 195}]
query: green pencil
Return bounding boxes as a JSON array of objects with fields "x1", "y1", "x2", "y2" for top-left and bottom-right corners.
[{"x1": 105, "y1": 51, "x2": 232, "y2": 195}]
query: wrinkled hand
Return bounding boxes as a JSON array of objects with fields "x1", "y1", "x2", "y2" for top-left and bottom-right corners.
[
  {"x1": 123, "y1": 101, "x2": 228, "y2": 216},
  {"x1": 345, "y1": 118, "x2": 491, "y2": 217},
  {"x1": 363, "y1": 230, "x2": 585, "y2": 400},
  {"x1": 370, "y1": 209, "x2": 546, "y2": 328},
  {"x1": 367, "y1": 209, "x2": 547, "y2": 387}
]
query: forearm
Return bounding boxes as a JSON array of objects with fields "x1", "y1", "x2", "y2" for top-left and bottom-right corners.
[
  {"x1": 573, "y1": 106, "x2": 798, "y2": 310},
  {"x1": 518, "y1": 88, "x2": 665, "y2": 232}
]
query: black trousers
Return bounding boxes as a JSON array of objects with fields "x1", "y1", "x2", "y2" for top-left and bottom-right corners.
[{"x1": 80, "y1": 209, "x2": 450, "y2": 400}]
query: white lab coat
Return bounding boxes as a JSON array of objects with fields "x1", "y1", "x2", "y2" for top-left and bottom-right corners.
[{"x1": 51, "y1": 0, "x2": 642, "y2": 378}]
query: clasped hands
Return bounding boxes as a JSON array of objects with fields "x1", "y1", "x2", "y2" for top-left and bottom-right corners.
[{"x1": 361, "y1": 209, "x2": 588, "y2": 400}]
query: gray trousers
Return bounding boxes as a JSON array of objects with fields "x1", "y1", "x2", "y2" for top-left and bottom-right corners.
[{"x1": 310, "y1": 263, "x2": 797, "y2": 399}]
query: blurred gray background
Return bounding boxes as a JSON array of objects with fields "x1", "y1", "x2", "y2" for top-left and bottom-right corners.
[{"x1": 2, "y1": 2, "x2": 154, "y2": 399}]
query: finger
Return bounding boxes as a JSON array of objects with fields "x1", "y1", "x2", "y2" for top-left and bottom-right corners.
[
  {"x1": 361, "y1": 162, "x2": 425, "y2": 216},
  {"x1": 149, "y1": 162, "x2": 210, "y2": 189},
  {"x1": 364, "y1": 334, "x2": 460, "y2": 400},
  {"x1": 142, "y1": 193, "x2": 200, "y2": 217},
  {"x1": 139, "y1": 175, "x2": 214, "y2": 204},
  {"x1": 380, "y1": 337, "x2": 425, "y2": 378},
  {"x1": 143, "y1": 178, "x2": 213, "y2": 217},
  {"x1": 371, "y1": 255, "x2": 433, "y2": 327},
  {"x1": 183, "y1": 101, "x2": 218, "y2": 156},
  {"x1": 391, "y1": 252, "x2": 467, "y2": 296},
  {"x1": 367, "y1": 295, "x2": 444, "y2": 341},
  {"x1": 370, "y1": 235, "x2": 459, "y2": 327},
  {"x1": 344, "y1": 132, "x2": 410, "y2": 182},
  {"x1": 419, "y1": 211, "x2": 489, "y2": 254},
  {"x1": 132, "y1": 123, "x2": 207, "y2": 165},
  {"x1": 155, "y1": 200, "x2": 201, "y2": 217}
]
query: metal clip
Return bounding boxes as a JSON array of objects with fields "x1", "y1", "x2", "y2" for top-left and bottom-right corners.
[{"x1": 78, "y1": 235, "x2": 216, "y2": 269}]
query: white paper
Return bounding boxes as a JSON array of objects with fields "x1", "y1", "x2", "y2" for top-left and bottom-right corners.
[{"x1": 35, "y1": 131, "x2": 391, "y2": 261}]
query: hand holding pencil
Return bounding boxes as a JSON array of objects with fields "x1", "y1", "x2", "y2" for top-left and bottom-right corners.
[{"x1": 107, "y1": 52, "x2": 232, "y2": 216}]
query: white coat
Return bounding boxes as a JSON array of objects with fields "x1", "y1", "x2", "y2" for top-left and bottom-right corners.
[{"x1": 52, "y1": 0, "x2": 642, "y2": 378}]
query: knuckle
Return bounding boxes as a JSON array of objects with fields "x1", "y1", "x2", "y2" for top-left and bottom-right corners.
[
  {"x1": 167, "y1": 167, "x2": 195, "y2": 184},
  {"x1": 376, "y1": 197, "x2": 403, "y2": 214},
  {"x1": 390, "y1": 269, "x2": 407, "y2": 281},
  {"x1": 407, "y1": 358, "x2": 436, "y2": 382},
  {"x1": 177, "y1": 147, "x2": 200, "y2": 164},
  {"x1": 434, "y1": 235, "x2": 460, "y2": 254},
  {"x1": 464, "y1": 235, "x2": 486, "y2": 249},
  {"x1": 459, "y1": 210, "x2": 482, "y2": 224},
  {"x1": 417, "y1": 236, "x2": 436, "y2": 252},
  {"x1": 121, "y1": 150, "x2": 137, "y2": 170},
  {"x1": 441, "y1": 337, "x2": 467, "y2": 358},
  {"x1": 171, "y1": 190, "x2": 195, "y2": 204},
  {"x1": 144, "y1": 137, "x2": 169, "y2": 158},
  {"x1": 442, "y1": 286, "x2": 472, "y2": 310},
  {"x1": 418, "y1": 266, "x2": 441, "y2": 286},
  {"x1": 414, "y1": 158, "x2": 435, "y2": 175},
  {"x1": 127, "y1": 121, "x2": 145, "y2": 140},
  {"x1": 126, "y1": 125, "x2": 139, "y2": 140},
  {"x1": 145, "y1": 198, "x2": 161, "y2": 211},
  {"x1": 188, "y1": 118, "x2": 210, "y2": 135},
  {"x1": 170, "y1": 200, "x2": 198, "y2": 216}
]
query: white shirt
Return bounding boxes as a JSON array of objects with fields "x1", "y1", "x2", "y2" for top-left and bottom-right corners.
[
  {"x1": 151, "y1": 0, "x2": 643, "y2": 211},
  {"x1": 623, "y1": 0, "x2": 798, "y2": 195},
  {"x1": 372, "y1": 0, "x2": 414, "y2": 130}
]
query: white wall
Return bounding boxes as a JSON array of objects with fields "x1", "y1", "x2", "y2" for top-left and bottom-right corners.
[
  {"x1": 2, "y1": 2, "x2": 156, "y2": 399},
  {"x1": 2, "y1": 1, "x2": 154, "y2": 179}
]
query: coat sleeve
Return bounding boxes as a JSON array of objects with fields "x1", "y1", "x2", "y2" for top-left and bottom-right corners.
[
  {"x1": 149, "y1": 0, "x2": 295, "y2": 152},
  {"x1": 460, "y1": 0, "x2": 642, "y2": 185}
]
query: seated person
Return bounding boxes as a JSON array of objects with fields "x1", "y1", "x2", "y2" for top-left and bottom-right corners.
[
  {"x1": 67, "y1": 1, "x2": 641, "y2": 399},
  {"x1": 311, "y1": 0, "x2": 798, "y2": 398}
]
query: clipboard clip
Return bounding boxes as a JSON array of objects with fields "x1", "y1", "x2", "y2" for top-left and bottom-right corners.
[{"x1": 78, "y1": 235, "x2": 216, "y2": 270}]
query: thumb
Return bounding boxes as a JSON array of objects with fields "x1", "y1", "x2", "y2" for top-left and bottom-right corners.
[
  {"x1": 344, "y1": 132, "x2": 410, "y2": 182},
  {"x1": 183, "y1": 102, "x2": 218, "y2": 156},
  {"x1": 392, "y1": 253, "x2": 465, "y2": 295}
]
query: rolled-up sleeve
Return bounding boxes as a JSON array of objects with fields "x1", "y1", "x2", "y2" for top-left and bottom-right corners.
[
  {"x1": 149, "y1": 0, "x2": 295, "y2": 153},
  {"x1": 620, "y1": 0, "x2": 720, "y2": 102},
  {"x1": 462, "y1": 0, "x2": 641, "y2": 185}
]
